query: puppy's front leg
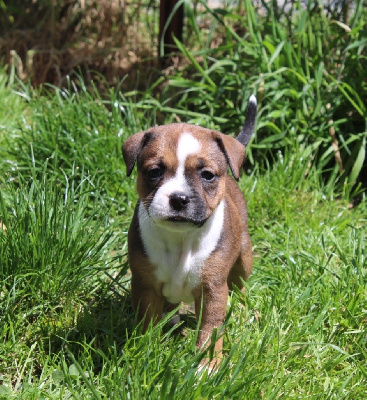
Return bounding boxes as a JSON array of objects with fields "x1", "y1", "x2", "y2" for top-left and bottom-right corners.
[
  {"x1": 194, "y1": 283, "x2": 229, "y2": 365},
  {"x1": 132, "y1": 278, "x2": 164, "y2": 331}
]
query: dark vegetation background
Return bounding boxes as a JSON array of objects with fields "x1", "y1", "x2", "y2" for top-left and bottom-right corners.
[{"x1": 0, "y1": 0, "x2": 158, "y2": 87}]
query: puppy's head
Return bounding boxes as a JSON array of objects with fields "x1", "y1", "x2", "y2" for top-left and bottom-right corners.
[{"x1": 122, "y1": 123, "x2": 246, "y2": 230}]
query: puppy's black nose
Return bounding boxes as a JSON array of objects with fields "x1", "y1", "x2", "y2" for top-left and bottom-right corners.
[{"x1": 169, "y1": 192, "x2": 190, "y2": 211}]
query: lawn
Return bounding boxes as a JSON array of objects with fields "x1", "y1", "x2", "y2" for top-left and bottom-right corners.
[{"x1": 0, "y1": 1, "x2": 366, "y2": 398}]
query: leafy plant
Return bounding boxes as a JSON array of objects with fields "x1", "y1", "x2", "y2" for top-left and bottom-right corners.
[{"x1": 129, "y1": 0, "x2": 367, "y2": 194}]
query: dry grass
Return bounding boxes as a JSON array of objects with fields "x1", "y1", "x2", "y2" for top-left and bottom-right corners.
[{"x1": 0, "y1": 0, "x2": 159, "y2": 87}]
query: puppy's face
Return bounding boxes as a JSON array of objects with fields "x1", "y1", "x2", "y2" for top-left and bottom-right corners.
[{"x1": 123, "y1": 123, "x2": 246, "y2": 231}]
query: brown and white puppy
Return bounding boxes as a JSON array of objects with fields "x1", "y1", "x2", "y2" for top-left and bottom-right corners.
[{"x1": 122, "y1": 95, "x2": 257, "y2": 366}]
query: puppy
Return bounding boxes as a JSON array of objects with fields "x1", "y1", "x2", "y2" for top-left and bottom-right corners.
[{"x1": 122, "y1": 95, "x2": 257, "y2": 366}]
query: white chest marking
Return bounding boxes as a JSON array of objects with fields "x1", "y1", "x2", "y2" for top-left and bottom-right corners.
[
  {"x1": 149, "y1": 133, "x2": 201, "y2": 220},
  {"x1": 138, "y1": 200, "x2": 225, "y2": 304}
]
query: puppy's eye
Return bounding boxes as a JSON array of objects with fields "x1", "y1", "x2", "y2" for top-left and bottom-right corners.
[
  {"x1": 147, "y1": 167, "x2": 164, "y2": 180},
  {"x1": 201, "y1": 170, "x2": 216, "y2": 182}
]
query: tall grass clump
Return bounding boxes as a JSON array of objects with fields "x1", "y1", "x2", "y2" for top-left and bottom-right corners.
[
  {"x1": 0, "y1": 76, "x2": 154, "y2": 217},
  {"x1": 3, "y1": 78, "x2": 121, "y2": 179},
  {"x1": 0, "y1": 166, "x2": 114, "y2": 310}
]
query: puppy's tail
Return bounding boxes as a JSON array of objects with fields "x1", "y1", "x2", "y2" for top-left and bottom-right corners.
[{"x1": 236, "y1": 94, "x2": 257, "y2": 147}]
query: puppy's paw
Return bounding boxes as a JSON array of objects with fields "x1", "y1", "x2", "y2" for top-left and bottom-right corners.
[
  {"x1": 162, "y1": 312, "x2": 181, "y2": 327},
  {"x1": 196, "y1": 357, "x2": 220, "y2": 376}
]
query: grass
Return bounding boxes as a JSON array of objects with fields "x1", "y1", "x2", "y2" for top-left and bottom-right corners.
[
  {"x1": 0, "y1": 76, "x2": 365, "y2": 400},
  {"x1": 0, "y1": 1, "x2": 366, "y2": 398}
]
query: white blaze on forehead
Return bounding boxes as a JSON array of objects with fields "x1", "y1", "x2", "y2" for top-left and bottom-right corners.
[
  {"x1": 176, "y1": 133, "x2": 201, "y2": 169},
  {"x1": 149, "y1": 132, "x2": 201, "y2": 219}
]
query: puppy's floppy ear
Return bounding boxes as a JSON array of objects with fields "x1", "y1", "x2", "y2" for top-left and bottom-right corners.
[
  {"x1": 122, "y1": 131, "x2": 154, "y2": 177},
  {"x1": 212, "y1": 132, "x2": 246, "y2": 181}
]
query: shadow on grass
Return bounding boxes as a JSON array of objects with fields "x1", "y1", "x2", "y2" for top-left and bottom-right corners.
[
  {"x1": 38, "y1": 274, "x2": 198, "y2": 375},
  {"x1": 31, "y1": 258, "x2": 134, "y2": 366}
]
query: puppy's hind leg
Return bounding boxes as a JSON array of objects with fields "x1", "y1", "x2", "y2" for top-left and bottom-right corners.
[{"x1": 228, "y1": 234, "x2": 253, "y2": 291}]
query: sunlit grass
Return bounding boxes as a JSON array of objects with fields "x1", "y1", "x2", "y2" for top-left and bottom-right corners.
[{"x1": 0, "y1": 1, "x2": 366, "y2": 398}]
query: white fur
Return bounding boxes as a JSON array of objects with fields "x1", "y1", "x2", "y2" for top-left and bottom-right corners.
[
  {"x1": 138, "y1": 199, "x2": 225, "y2": 304},
  {"x1": 149, "y1": 133, "x2": 201, "y2": 221},
  {"x1": 249, "y1": 94, "x2": 257, "y2": 105}
]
